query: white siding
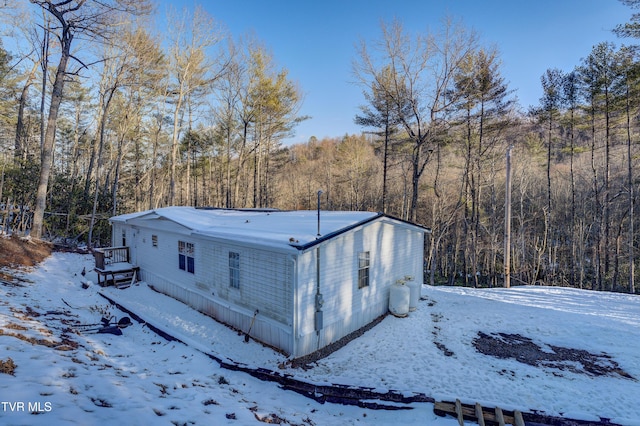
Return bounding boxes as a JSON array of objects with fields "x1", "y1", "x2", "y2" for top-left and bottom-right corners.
[
  {"x1": 110, "y1": 224, "x2": 121, "y2": 247},
  {"x1": 146, "y1": 276, "x2": 294, "y2": 355},
  {"x1": 110, "y1": 223, "x2": 128, "y2": 247},
  {"x1": 206, "y1": 243, "x2": 293, "y2": 325},
  {"x1": 131, "y1": 226, "x2": 198, "y2": 289},
  {"x1": 114, "y1": 214, "x2": 424, "y2": 358},
  {"x1": 119, "y1": 220, "x2": 295, "y2": 355},
  {"x1": 294, "y1": 219, "x2": 424, "y2": 357}
]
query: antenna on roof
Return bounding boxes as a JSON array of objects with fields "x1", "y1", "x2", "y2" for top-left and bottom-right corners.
[{"x1": 317, "y1": 190, "x2": 323, "y2": 238}]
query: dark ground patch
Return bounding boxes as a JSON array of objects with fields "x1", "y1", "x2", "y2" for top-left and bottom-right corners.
[
  {"x1": 288, "y1": 314, "x2": 387, "y2": 369},
  {"x1": 431, "y1": 312, "x2": 455, "y2": 357},
  {"x1": 473, "y1": 332, "x2": 635, "y2": 380}
]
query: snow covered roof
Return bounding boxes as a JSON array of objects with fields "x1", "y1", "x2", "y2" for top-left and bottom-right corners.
[{"x1": 110, "y1": 207, "x2": 425, "y2": 251}]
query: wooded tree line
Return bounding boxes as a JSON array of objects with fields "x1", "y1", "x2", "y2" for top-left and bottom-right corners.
[{"x1": 0, "y1": 1, "x2": 639, "y2": 293}]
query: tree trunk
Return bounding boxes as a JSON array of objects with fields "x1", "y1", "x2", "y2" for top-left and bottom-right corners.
[
  {"x1": 111, "y1": 135, "x2": 126, "y2": 216},
  {"x1": 149, "y1": 117, "x2": 162, "y2": 209},
  {"x1": 626, "y1": 83, "x2": 635, "y2": 293},
  {"x1": 226, "y1": 124, "x2": 233, "y2": 207},
  {"x1": 382, "y1": 121, "x2": 390, "y2": 213},
  {"x1": 15, "y1": 63, "x2": 38, "y2": 161},
  {"x1": 32, "y1": 31, "x2": 72, "y2": 240},
  {"x1": 590, "y1": 102, "x2": 603, "y2": 291},
  {"x1": 39, "y1": 20, "x2": 50, "y2": 153},
  {"x1": 569, "y1": 107, "x2": 576, "y2": 287},
  {"x1": 409, "y1": 149, "x2": 421, "y2": 223},
  {"x1": 604, "y1": 85, "x2": 611, "y2": 290},
  {"x1": 169, "y1": 93, "x2": 184, "y2": 206},
  {"x1": 87, "y1": 100, "x2": 110, "y2": 247}
]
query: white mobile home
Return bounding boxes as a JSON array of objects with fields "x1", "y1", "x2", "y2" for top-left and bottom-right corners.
[{"x1": 108, "y1": 206, "x2": 427, "y2": 358}]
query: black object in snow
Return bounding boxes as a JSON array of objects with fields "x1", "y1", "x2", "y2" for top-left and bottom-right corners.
[
  {"x1": 244, "y1": 310, "x2": 259, "y2": 343},
  {"x1": 75, "y1": 316, "x2": 132, "y2": 335}
]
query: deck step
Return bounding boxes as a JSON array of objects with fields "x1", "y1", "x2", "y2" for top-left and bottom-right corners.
[{"x1": 435, "y1": 400, "x2": 524, "y2": 426}]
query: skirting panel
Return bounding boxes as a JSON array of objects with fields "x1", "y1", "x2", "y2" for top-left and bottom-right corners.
[{"x1": 140, "y1": 270, "x2": 293, "y2": 356}]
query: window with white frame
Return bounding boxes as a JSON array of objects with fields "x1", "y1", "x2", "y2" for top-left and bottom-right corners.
[
  {"x1": 178, "y1": 241, "x2": 195, "y2": 274},
  {"x1": 229, "y1": 251, "x2": 240, "y2": 289},
  {"x1": 358, "y1": 251, "x2": 370, "y2": 289}
]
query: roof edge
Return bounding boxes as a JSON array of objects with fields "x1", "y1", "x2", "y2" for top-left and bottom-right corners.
[
  {"x1": 111, "y1": 208, "x2": 197, "y2": 232},
  {"x1": 381, "y1": 213, "x2": 432, "y2": 233},
  {"x1": 289, "y1": 212, "x2": 428, "y2": 251}
]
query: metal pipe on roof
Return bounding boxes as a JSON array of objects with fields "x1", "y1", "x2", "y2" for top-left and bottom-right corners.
[{"x1": 316, "y1": 190, "x2": 323, "y2": 237}]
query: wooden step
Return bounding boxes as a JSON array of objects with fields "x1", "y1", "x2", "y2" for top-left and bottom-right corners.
[{"x1": 434, "y1": 400, "x2": 524, "y2": 426}]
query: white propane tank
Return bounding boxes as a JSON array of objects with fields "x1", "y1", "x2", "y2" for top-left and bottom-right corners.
[
  {"x1": 389, "y1": 280, "x2": 410, "y2": 317},
  {"x1": 405, "y1": 276, "x2": 420, "y2": 311}
]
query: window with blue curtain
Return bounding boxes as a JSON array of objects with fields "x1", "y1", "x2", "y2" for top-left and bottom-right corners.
[{"x1": 178, "y1": 241, "x2": 195, "y2": 274}]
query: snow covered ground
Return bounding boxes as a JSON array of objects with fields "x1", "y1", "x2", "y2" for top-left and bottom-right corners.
[{"x1": 1, "y1": 252, "x2": 639, "y2": 425}]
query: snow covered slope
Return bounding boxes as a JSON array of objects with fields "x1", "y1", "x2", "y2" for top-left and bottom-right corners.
[{"x1": 1, "y1": 252, "x2": 639, "y2": 425}]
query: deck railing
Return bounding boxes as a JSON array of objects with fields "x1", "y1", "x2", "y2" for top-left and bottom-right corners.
[{"x1": 94, "y1": 246, "x2": 130, "y2": 270}]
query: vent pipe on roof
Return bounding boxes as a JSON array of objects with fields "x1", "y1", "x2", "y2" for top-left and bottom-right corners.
[{"x1": 316, "y1": 190, "x2": 323, "y2": 238}]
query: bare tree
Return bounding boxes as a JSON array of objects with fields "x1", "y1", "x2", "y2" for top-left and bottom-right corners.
[
  {"x1": 355, "y1": 65, "x2": 409, "y2": 213},
  {"x1": 539, "y1": 68, "x2": 564, "y2": 285},
  {"x1": 246, "y1": 46, "x2": 306, "y2": 208},
  {"x1": 562, "y1": 70, "x2": 581, "y2": 287},
  {"x1": 110, "y1": 28, "x2": 165, "y2": 215},
  {"x1": 617, "y1": 46, "x2": 638, "y2": 293},
  {"x1": 86, "y1": 25, "x2": 165, "y2": 245},
  {"x1": 354, "y1": 17, "x2": 478, "y2": 222},
  {"x1": 453, "y1": 47, "x2": 513, "y2": 287},
  {"x1": 334, "y1": 135, "x2": 378, "y2": 210},
  {"x1": 166, "y1": 5, "x2": 226, "y2": 205},
  {"x1": 13, "y1": 31, "x2": 38, "y2": 161},
  {"x1": 29, "y1": 0, "x2": 151, "y2": 240},
  {"x1": 212, "y1": 41, "x2": 242, "y2": 208}
]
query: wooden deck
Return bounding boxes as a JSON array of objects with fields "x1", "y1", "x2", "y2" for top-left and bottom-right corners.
[{"x1": 94, "y1": 246, "x2": 139, "y2": 288}]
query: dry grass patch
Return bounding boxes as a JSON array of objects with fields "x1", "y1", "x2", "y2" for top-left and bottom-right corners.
[
  {"x1": 0, "y1": 327, "x2": 78, "y2": 351},
  {"x1": 0, "y1": 357, "x2": 17, "y2": 375},
  {"x1": 0, "y1": 235, "x2": 51, "y2": 269}
]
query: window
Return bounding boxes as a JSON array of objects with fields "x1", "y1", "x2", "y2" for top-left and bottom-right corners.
[
  {"x1": 152, "y1": 235, "x2": 158, "y2": 247},
  {"x1": 358, "y1": 251, "x2": 370, "y2": 289},
  {"x1": 121, "y1": 230, "x2": 126, "y2": 247},
  {"x1": 229, "y1": 252, "x2": 240, "y2": 289},
  {"x1": 178, "y1": 241, "x2": 195, "y2": 274}
]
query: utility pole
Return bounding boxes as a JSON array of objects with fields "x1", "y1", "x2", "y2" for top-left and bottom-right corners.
[{"x1": 504, "y1": 145, "x2": 513, "y2": 288}]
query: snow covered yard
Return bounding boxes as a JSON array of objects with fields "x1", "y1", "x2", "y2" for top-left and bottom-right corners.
[
  {"x1": 2, "y1": 251, "x2": 640, "y2": 425},
  {"x1": 0, "y1": 252, "x2": 444, "y2": 425},
  {"x1": 294, "y1": 286, "x2": 640, "y2": 424}
]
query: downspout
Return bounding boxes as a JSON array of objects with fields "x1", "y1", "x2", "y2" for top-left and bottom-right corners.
[
  {"x1": 289, "y1": 254, "x2": 298, "y2": 357},
  {"x1": 315, "y1": 190, "x2": 324, "y2": 351},
  {"x1": 315, "y1": 245, "x2": 324, "y2": 351}
]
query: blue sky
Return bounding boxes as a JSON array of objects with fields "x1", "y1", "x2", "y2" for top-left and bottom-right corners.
[{"x1": 160, "y1": 0, "x2": 632, "y2": 145}]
